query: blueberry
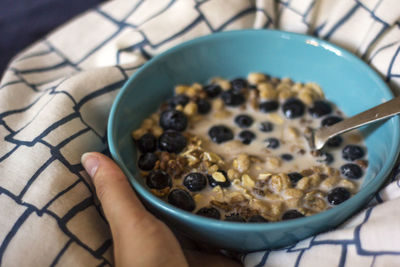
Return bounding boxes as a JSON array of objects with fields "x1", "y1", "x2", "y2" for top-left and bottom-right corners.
[
  {"x1": 168, "y1": 189, "x2": 195, "y2": 212},
  {"x1": 138, "y1": 153, "x2": 158, "y2": 171},
  {"x1": 342, "y1": 145, "x2": 365, "y2": 161},
  {"x1": 225, "y1": 214, "x2": 246, "y2": 222},
  {"x1": 248, "y1": 215, "x2": 269, "y2": 223},
  {"x1": 259, "y1": 100, "x2": 279, "y2": 113},
  {"x1": 167, "y1": 94, "x2": 189, "y2": 108},
  {"x1": 282, "y1": 210, "x2": 304, "y2": 220},
  {"x1": 321, "y1": 116, "x2": 343, "y2": 127},
  {"x1": 158, "y1": 130, "x2": 187, "y2": 153},
  {"x1": 231, "y1": 78, "x2": 248, "y2": 92},
  {"x1": 288, "y1": 172, "x2": 303, "y2": 185},
  {"x1": 265, "y1": 137, "x2": 280, "y2": 149},
  {"x1": 327, "y1": 187, "x2": 351, "y2": 205},
  {"x1": 281, "y1": 154, "x2": 293, "y2": 161},
  {"x1": 308, "y1": 100, "x2": 332, "y2": 118},
  {"x1": 259, "y1": 121, "x2": 274, "y2": 132},
  {"x1": 183, "y1": 172, "x2": 207, "y2": 192},
  {"x1": 234, "y1": 114, "x2": 254, "y2": 128},
  {"x1": 207, "y1": 171, "x2": 231, "y2": 188},
  {"x1": 196, "y1": 207, "x2": 221, "y2": 219},
  {"x1": 238, "y1": 130, "x2": 256, "y2": 145},
  {"x1": 221, "y1": 89, "x2": 245, "y2": 106},
  {"x1": 203, "y1": 84, "x2": 222, "y2": 98},
  {"x1": 208, "y1": 125, "x2": 234, "y2": 144},
  {"x1": 136, "y1": 133, "x2": 157, "y2": 153},
  {"x1": 146, "y1": 170, "x2": 172, "y2": 189},
  {"x1": 317, "y1": 152, "x2": 334, "y2": 165},
  {"x1": 326, "y1": 136, "x2": 343, "y2": 147},
  {"x1": 340, "y1": 163, "x2": 363, "y2": 179},
  {"x1": 196, "y1": 98, "x2": 211, "y2": 114},
  {"x1": 282, "y1": 98, "x2": 305, "y2": 119},
  {"x1": 159, "y1": 109, "x2": 188, "y2": 131}
]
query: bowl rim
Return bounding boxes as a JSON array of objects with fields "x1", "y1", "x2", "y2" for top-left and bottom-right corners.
[{"x1": 108, "y1": 29, "x2": 400, "y2": 231}]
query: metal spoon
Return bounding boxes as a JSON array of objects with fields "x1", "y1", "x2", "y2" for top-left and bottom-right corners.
[{"x1": 308, "y1": 96, "x2": 400, "y2": 150}]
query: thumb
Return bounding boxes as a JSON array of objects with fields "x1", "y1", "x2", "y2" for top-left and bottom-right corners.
[{"x1": 81, "y1": 152, "x2": 153, "y2": 235}]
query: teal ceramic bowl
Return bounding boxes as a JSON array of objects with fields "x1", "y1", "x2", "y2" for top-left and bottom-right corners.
[{"x1": 108, "y1": 30, "x2": 400, "y2": 252}]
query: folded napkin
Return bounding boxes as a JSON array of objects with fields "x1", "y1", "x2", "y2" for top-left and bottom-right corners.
[{"x1": 1, "y1": 0, "x2": 399, "y2": 266}]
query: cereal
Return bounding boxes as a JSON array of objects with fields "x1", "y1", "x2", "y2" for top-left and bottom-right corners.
[{"x1": 132, "y1": 72, "x2": 368, "y2": 222}]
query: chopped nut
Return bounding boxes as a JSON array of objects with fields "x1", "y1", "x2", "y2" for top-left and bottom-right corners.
[
  {"x1": 215, "y1": 110, "x2": 232, "y2": 118},
  {"x1": 141, "y1": 118, "x2": 154, "y2": 130},
  {"x1": 191, "y1": 82, "x2": 203, "y2": 91},
  {"x1": 285, "y1": 126, "x2": 300, "y2": 140},
  {"x1": 132, "y1": 128, "x2": 147, "y2": 139},
  {"x1": 276, "y1": 82, "x2": 291, "y2": 92},
  {"x1": 309, "y1": 174, "x2": 321, "y2": 187},
  {"x1": 285, "y1": 198, "x2": 302, "y2": 209},
  {"x1": 203, "y1": 151, "x2": 223, "y2": 164},
  {"x1": 296, "y1": 177, "x2": 311, "y2": 190},
  {"x1": 223, "y1": 140, "x2": 243, "y2": 150},
  {"x1": 185, "y1": 87, "x2": 198, "y2": 98},
  {"x1": 183, "y1": 101, "x2": 198, "y2": 116},
  {"x1": 278, "y1": 89, "x2": 295, "y2": 100},
  {"x1": 208, "y1": 164, "x2": 219, "y2": 173},
  {"x1": 211, "y1": 186, "x2": 225, "y2": 201},
  {"x1": 227, "y1": 169, "x2": 240, "y2": 180},
  {"x1": 305, "y1": 82, "x2": 324, "y2": 98},
  {"x1": 175, "y1": 85, "x2": 189, "y2": 94},
  {"x1": 258, "y1": 82, "x2": 277, "y2": 100},
  {"x1": 151, "y1": 125, "x2": 163, "y2": 138},
  {"x1": 242, "y1": 174, "x2": 255, "y2": 188},
  {"x1": 298, "y1": 89, "x2": 314, "y2": 105},
  {"x1": 337, "y1": 179, "x2": 357, "y2": 192},
  {"x1": 258, "y1": 173, "x2": 272, "y2": 180},
  {"x1": 150, "y1": 113, "x2": 160, "y2": 122},
  {"x1": 248, "y1": 72, "x2": 267, "y2": 84},
  {"x1": 291, "y1": 82, "x2": 303, "y2": 92},
  {"x1": 304, "y1": 191, "x2": 326, "y2": 212},
  {"x1": 212, "y1": 171, "x2": 227, "y2": 182},
  {"x1": 281, "y1": 77, "x2": 293, "y2": 85},
  {"x1": 175, "y1": 105, "x2": 184, "y2": 111},
  {"x1": 268, "y1": 173, "x2": 291, "y2": 193},
  {"x1": 320, "y1": 176, "x2": 340, "y2": 191},
  {"x1": 249, "y1": 90, "x2": 259, "y2": 109},
  {"x1": 233, "y1": 153, "x2": 251, "y2": 173},
  {"x1": 269, "y1": 202, "x2": 283, "y2": 216},
  {"x1": 327, "y1": 167, "x2": 340, "y2": 176},
  {"x1": 212, "y1": 77, "x2": 231, "y2": 90},
  {"x1": 268, "y1": 113, "x2": 284, "y2": 125},
  {"x1": 212, "y1": 98, "x2": 224, "y2": 110},
  {"x1": 266, "y1": 156, "x2": 282, "y2": 169},
  {"x1": 283, "y1": 188, "x2": 304, "y2": 199}
]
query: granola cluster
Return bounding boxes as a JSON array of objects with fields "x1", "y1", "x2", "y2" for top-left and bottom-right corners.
[{"x1": 132, "y1": 73, "x2": 368, "y2": 222}]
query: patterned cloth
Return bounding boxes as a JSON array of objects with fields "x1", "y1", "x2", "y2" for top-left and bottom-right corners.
[{"x1": 1, "y1": 0, "x2": 399, "y2": 266}]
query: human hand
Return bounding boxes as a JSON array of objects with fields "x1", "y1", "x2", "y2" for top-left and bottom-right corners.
[{"x1": 81, "y1": 152, "x2": 242, "y2": 267}]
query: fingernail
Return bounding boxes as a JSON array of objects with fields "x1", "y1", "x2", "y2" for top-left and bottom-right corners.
[{"x1": 81, "y1": 153, "x2": 99, "y2": 177}]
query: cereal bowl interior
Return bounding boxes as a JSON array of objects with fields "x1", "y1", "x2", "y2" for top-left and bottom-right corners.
[{"x1": 108, "y1": 30, "x2": 400, "y2": 252}]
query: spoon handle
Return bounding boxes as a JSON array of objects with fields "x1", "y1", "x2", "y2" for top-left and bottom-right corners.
[{"x1": 314, "y1": 96, "x2": 400, "y2": 150}]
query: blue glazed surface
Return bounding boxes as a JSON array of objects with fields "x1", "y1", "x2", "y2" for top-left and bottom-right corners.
[{"x1": 108, "y1": 29, "x2": 400, "y2": 252}]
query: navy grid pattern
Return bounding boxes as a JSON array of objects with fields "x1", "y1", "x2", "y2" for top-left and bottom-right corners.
[{"x1": 0, "y1": 0, "x2": 399, "y2": 266}]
